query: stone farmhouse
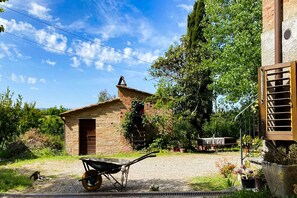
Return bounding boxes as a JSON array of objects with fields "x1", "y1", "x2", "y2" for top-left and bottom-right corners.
[{"x1": 60, "y1": 77, "x2": 160, "y2": 155}]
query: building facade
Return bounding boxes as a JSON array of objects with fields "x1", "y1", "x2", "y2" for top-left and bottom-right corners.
[
  {"x1": 60, "y1": 77, "x2": 158, "y2": 155},
  {"x1": 262, "y1": 0, "x2": 297, "y2": 66}
]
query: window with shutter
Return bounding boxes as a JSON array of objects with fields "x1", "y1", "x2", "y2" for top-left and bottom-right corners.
[{"x1": 259, "y1": 61, "x2": 297, "y2": 140}]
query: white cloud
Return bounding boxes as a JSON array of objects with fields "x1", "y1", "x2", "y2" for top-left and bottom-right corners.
[
  {"x1": 44, "y1": 59, "x2": 56, "y2": 66},
  {"x1": 11, "y1": 73, "x2": 25, "y2": 83},
  {"x1": 73, "y1": 39, "x2": 102, "y2": 66},
  {"x1": 177, "y1": 4, "x2": 193, "y2": 12},
  {"x1": 35, "y1": 29, "x2": 67, "y2": 53},
  {"x1": 95, "y1": 61, "x2": 104, "y2": 70},
  {"x1": 0, "y1": 18, "x2": 35, "y2": 34},
  {"x1": 123, "y1": 47, "x2": 132, "y2": 58},
  {"x1": 69, "y1": 38, "x2": 160, "y2": 72},
  {"x1": 40, "y1": 78, "x2": 46, "y2": 83},
  {"x1": 0, "y1": 74, "x2": 2, "y2": 81},
  {"x1": 10, "y1": 73, "x2": 44, "y2": 85},
  {"x1": 71, "y1": 57, "x2": 80, "y2": 68},
  {"x1": 28, "y1": 77, "x2": 37, "y2": 84},
  {"x1": 138, "y1": 21, "x2": 154, "y2": 43},
  {"x1": 107, "y1": 65, "x2": 113, "y2": 72},
  {"x1": 0, "y1": 18, "x2": 67, "y2": 56},
  {"x1": 19, "y1": 75, "x2": 25, "y2": 83},
  {"x1": 0, "y1": 42, "x2": 30, "y2": 60},
  {"x1": 93, "y1": 1, "x2": 158, "y2": 44},
  {"x1": 11, "y1": 73, "x2": 18, "y2": 82},
  {"x1": 28, "y1": 2, "x2": 53, "y2": 21},
  {"x1": 122, "y1": 47, "x2": 159, "y2": 64},
  {"x1": 69, "y1": 39, "x2": 122, "y2": 69},
  {"x1": 100, "y1": 47, "x2": 122, "y2": 63},
  {"x1": 30, "y1": 87, "x2": 39, "y2": 90},
  {"x1": 0, "y1": 43, "x2": 12, "y2": 59}
]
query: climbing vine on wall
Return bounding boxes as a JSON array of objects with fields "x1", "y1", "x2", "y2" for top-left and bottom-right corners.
[{"x1": 121, "y1": 99, "x2": 145, "y2": 141}]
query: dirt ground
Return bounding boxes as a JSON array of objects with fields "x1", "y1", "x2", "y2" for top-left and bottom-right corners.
[{"x1": 5, "y1": 152, "x2": 241, "y2": 194}]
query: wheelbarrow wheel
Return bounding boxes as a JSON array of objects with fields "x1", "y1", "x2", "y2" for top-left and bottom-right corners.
[{"x1": 81, "y1": 170, "x2": 102, "y2": 191}]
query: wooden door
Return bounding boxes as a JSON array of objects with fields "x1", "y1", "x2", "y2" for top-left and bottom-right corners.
[{"x1": 79, "y1": 119, "x2": 96, "y2": 155}]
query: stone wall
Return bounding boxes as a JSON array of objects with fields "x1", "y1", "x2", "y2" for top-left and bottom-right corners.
[{"x1": 262, "y1": 0, "x2": 297, "y2": 66}]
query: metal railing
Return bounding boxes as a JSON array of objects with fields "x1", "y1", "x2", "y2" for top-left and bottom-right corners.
[{"x1": 234, "y1": 98, "x2": 260, "y2": 165}]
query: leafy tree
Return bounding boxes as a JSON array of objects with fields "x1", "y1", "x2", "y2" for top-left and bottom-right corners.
[
  {"x1": 19, "y1": 102, "x2": 42, "y2": 131},
  {"x1": 204, "y1": 0, "x2": 262, "y2": 104},
  {"x1": 0, "y1": 88, "x2": 39, "y2": 148},
  {"x1": 203, "y1": 111, "x2": 238, "y2": 138},
  {"x1": 42, "y1": 106, "x2": 68, "y2": 116},
  {"x1": 38, "y1": 115, "x2": 64, "y2": 137},
  {"x1": 98, "y1": 89, "x2": 116, "y2": 103},
  {"x1": 0, "y1": 0, "x2": 6, "y2": 32},
  {"x1": 150, "y1": 0, "x2": 212, "y2": 147},
  {"x1": 39, "y1": 106, "x2": 68, "y2": 137}
]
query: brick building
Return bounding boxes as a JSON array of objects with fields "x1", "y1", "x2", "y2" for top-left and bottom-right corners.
[
  {"x1": 60, "y1": 77, "x2": 159, "y2": 155},
  {"x1": 262, "y1": 0, "x2": 297, "y2": 66},
  {"x1": 259, "y1": 0, "x2": 297, "y2": 141}
]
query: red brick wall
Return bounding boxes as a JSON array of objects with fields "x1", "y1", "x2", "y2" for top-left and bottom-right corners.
[
  {"x1": 262, "y1": 0, "x2": 293, "y2": 32},
  {"x1": 262, "y1": 0, "x2": 274, "y2": 32}
]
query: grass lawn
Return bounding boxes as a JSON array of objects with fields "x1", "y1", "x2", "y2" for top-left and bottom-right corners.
[
  {"x1": 0, "y1": 168, "x2": 32, "y2": 193},
  {"x1": 190, "y1": 174, "x2": 240, "y2": 191}
]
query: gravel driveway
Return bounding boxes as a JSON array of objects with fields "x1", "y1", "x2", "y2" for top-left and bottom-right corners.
[{"x1": 9, "y1": 152, "x2": 241, "y2": 194}]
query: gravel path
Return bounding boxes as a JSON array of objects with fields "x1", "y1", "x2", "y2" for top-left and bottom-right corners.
[{"x1": 7, "y1": 152, "x2": 241, "y2": 194}]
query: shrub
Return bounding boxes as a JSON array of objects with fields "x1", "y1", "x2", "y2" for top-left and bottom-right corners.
[
  {"x1": 222, "y1": 189, "x2": 272, "y2": 198},
  {"x1": 0, "y1": 129, "x2": 64, "y2": 159},
  {"x1": 0, "y1": 140, "x2": 35, "y2": 159}
]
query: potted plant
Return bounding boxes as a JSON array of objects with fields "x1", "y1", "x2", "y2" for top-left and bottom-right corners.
[
  {"x1": 235, "y1": 163, "x2": 255, "y2": 189},
  {"x1": 262, "y1": 141, "x2": 297, "y2": 197},
  {"x1": 254, "y1": 168, "x2": 266, "y2": 191},
  {"x1": 241, "y1": 134, "x2": 253, "y2": 153}
]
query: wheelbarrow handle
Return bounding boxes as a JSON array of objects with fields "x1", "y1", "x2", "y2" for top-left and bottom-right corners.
[{"x1": 125, "y1": 151, "x2": 159, "y2": 166}]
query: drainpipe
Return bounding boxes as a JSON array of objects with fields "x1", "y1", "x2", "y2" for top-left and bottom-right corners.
[
  {"x1": 274, "y1": 0, "x2": 283, "y2": 146},
  {"x1": 275, "y1": 0, "x2": 283, "y2": 64}
]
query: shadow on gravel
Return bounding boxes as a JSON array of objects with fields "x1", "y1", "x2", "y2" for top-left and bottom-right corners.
[{"x1": 21, "y1": 177, "x2": 190, "y2": 194}]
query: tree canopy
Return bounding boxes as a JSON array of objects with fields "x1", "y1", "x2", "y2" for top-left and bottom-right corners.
[
  {"x1": 150, "y1": 0, "x2": 212, "y2": 144},
  {"x1": 204, "y1": 0, "x2": 262, "y2": 104},
  {"x1": 98, "y1": 89, "x2": 116, "y2": 103},
  {"x1": 149, "y1": 0, "x2": 262, "y2": 143},
  {"x1": 0, "y1": 88, "x2": 37, "y2": 148},
  {"x1": 0, "y1": 0, "x2": 6, "y2": 32},
  {"x1": 0, "y1": 88, "x2": 67, "y2": 148}
]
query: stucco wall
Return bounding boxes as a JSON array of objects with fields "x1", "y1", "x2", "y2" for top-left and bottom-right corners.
[{"x1": 262, "y1": 0, "x2": 297, "y2": 66}]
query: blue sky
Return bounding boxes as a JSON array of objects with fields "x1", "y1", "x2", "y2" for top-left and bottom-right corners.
[{"x1": 0, "y1": 0, "x2": 194, "y2": 109}]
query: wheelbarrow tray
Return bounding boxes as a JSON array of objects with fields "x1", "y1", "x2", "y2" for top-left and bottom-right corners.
[{"x1": 80, "y1": 158, "x2": 130, "y2": 174}]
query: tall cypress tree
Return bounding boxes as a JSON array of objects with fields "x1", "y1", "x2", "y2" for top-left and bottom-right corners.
[
  {"x1": 182, "y1": 0, "x2": 212, "y2": 138},
  {"x1": 149, "y1": 0, "x2": 213, "y2": 148},
  {"x1": 187, "y1": 0, "x2": 206, "y2": 49}
]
